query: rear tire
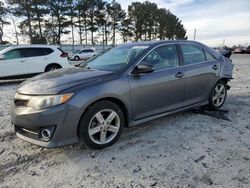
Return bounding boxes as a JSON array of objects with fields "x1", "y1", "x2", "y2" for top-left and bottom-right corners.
[
  {"x1": 45, "y1": 64, "x2": 61, "y2": 72},
  {"x1": 206, "y1": 80, "x2": 227, "y2": 110},
  {"x1": 79, "y1": 100, "x2": 124, "y2": 149}
]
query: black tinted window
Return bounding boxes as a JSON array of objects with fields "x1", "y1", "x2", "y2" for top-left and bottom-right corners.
[
  {"x1": 141, "y1": 45, "x2": 179, "y2": 70},
  {"x1": 181, "y1": 44, "x2": 206, "y2": 65},
  {"x1": 44, "y1": 48, "x2": 54, "y2": 55},
  {"x1": 23, "y1": 48, "x2": 54, "y2": 57},
  {"x1": 81, "y1": 49, "x2": 94, "y2": 53}
]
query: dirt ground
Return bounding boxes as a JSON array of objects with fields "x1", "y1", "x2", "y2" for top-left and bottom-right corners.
[{"x1": 0, "y1": 54, "x2": 249, "y2": 188}]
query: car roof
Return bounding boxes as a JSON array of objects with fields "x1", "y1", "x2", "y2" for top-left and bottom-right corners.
[
  {"x1": 5, "y1": 45, "x2": 59, "y2": 50},
  {"x1": 120, "y1": 40, "x2": 205, "y2": 48},
  {"x1": 0, "y1": 45, "x2": 60, "y2": 54}
]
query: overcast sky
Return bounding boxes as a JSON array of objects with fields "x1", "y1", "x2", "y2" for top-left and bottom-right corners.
[
  {"x1": 113, "y1": 0, "x2": 250, "y2": 47},
  {"x1": 2, "y1": 0, "x2": 250, "y2": 47}
]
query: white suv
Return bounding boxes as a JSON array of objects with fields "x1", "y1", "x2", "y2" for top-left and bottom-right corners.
[{"x1": 0, "y1": 45, "x2": 71, "y2": 79}]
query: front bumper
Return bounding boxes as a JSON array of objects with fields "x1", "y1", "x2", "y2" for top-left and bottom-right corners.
[{"x1": 11, "y1": 101, "x2": 81, "y2": 148}]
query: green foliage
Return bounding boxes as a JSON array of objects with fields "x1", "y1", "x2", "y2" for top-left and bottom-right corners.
[
  {"x1": 5, "y1": 0, "x2": 187, "y2": 44},
  {"x1": 107, "y1": 0, "x2": 126, "y2": 45},
  {"x1": 128, "y1": 1, "x2": 187, "y2": 41},
  {"x1": 120, "y1": 18, "x2": 134, "y2": 43},
  {"x1": 0, "y1": 1, "x2": 10, "y2": 44}
]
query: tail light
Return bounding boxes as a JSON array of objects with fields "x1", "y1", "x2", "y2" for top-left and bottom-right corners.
[{"x1": 60, "y1": 52, "x2": 68, "y2": 58}]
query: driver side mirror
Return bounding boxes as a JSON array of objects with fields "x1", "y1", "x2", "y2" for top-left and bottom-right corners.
[
  {"x1": 131, "y1": 63, "x2": 155, "y2": 75},
  {"x1": 0, "y1": 55, "x2": 5, "y2": 60}
]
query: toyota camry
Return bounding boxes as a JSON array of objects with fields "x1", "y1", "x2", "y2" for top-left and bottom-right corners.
[{"x1": 11, "y1": 40, "x2": 234, "y2": 149}]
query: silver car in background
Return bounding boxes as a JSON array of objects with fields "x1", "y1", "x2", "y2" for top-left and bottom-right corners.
[
  {"x1": 69, "y1": 48, "x2": 97, "y2": 61},
  {"x1": 11, "y1": 40, "x2": 234, "y2": 149}
]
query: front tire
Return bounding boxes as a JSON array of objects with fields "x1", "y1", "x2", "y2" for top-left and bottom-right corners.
[
  {"x1": 207, "y1": 80, "x2": 227, "y2": 110},
  {"x1": 79, "y1": 100, "x2": 124, "y2": 149}
]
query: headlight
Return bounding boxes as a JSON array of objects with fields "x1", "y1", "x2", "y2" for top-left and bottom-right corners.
[{"x1": 27, "y1": 93, "x2": 73, "y2": 110}]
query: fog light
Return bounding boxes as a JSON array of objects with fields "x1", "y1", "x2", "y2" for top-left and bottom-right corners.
[
  {"x1": 40, "y1": 129, "x2": 51, "y2": 139},
  {"x1": 39, "y1": 126, "x2": 55, "y2": 141}
]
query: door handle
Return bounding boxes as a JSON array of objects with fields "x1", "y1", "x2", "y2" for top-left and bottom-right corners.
[
  {"x1": 212, "y1": 64, "x2": 218, "y2": 70},
  {"x1": 20, "y1": 60, "x2": 26, "y2": 63},
  {"x1": 175, "y1": 72, "x2": 184, "y2": 78}
]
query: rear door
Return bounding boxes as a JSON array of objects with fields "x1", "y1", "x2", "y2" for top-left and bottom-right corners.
[
  {"x1": 179, "y1": 44, "x2": 220, "y2": 106},
  {"x1": 23, "y1": 48, "x2": 54, "y2": 74},
  {"x1": 128, "y1": 44, "x2": 185, "y2": 120},
  {"x1": 0, "y1": 48, "x2": 28, "y2": 77}
]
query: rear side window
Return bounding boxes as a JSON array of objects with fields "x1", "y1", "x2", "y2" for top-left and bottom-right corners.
[
  {"x1": 141, "y1": 45, "x2": 179, "y2": 70},
  {"x1": 22, "y1": 48, "x2": 54, "y2": 58},
  {"x1": 44, "y1": 48, "x2": 54, "y2": 55},
  {"x1": 181, "y1": 44, "x2": 206, "y2": 65},
  {"x1": 205, "y1": 50, "x2": 216, "y2": 61},
  {"x1": 4, "y1": 49, "x2": 25, "y2": 60}
]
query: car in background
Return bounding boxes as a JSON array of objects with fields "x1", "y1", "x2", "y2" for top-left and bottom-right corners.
[
  {"x1": 0, "y1": 45, "x2": 71, "y2": 79},
  {"x1": 247, "y1": 46, "x2": 250, "y2": 54},
  {"x1": 69, "y1": 48, "x2": 97, "y2": 61},
  {"x1": 11, "y1": 40, "x2": 234, "y2": 149},
  {"x1": 232, "y1": 47, "x2": 247, "y2": 54}
]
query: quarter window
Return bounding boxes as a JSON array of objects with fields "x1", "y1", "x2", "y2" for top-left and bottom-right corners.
[
  {"x1": 141, "y1": 45, "x2": 179, "y2": 70},
  {"x1": 181, "y1": 44, "x2": 206, "y2": 65},
  {"x1": 205, "y1": 50, "x2": 216, "y2": 61}
]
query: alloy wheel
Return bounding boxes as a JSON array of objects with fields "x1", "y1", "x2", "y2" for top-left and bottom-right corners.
[
  {"x1": 212, "y1": 83, "x2": 226, "y2": 107},
  {"x1": 88, "y1": 109, "x2": 120, "y2": 145}
]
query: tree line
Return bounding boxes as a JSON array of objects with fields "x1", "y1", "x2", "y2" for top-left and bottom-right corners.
[{"x1": 0, "y1": 0, "x2": 187, "y2": 45}]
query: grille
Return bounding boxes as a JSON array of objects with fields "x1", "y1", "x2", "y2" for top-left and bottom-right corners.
[{"x1": 14, "y1": 99, "x2": 29, "y2": 107}]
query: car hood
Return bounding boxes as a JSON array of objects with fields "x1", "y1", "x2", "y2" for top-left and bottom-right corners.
[{"x1": 17, "y1": 67, "x2": 113, "y2": 95}]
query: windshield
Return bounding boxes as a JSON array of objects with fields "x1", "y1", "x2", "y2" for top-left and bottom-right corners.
[
  {"x1": 0, "y1": 47, "x2": 12, "y2": 55},
  {"x1": 80, "y1": 45, "x2": 149, "y2": 71}
]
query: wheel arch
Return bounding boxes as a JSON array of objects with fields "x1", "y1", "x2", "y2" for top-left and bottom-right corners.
[
  {"x1": 45, "y1": 63, "x2": 62, "y2": 72},
  {"x1": 77, "y1": 96, "x2": 130, "y2": 140},
  {"x1": 217, "y1": 76, "x2": 232, "y2": 90}
]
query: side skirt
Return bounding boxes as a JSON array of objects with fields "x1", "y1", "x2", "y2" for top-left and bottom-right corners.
[{"x1": 129, "y1": 101, "x2": 208, "y2": 127}]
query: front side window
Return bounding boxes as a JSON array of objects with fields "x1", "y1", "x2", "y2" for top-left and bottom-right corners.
[
  {"x1": 141, "y1": 45, "x2": 179, "y2": 70},
  {"x1": 4, "y1": 49, "x2": 24, "y2": 60},
  {"x1": 181, "y1": 44, "x2": 206, "y2": 65}
]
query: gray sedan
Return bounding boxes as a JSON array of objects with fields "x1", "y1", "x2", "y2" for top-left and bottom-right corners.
[{"x1": 11, "y1": 40, "x2": 234, "y2": 149}]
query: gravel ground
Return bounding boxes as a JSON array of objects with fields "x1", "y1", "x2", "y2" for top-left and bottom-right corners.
[{"x1": 0, "y1": 54, "x2": 249, "y2": 188}]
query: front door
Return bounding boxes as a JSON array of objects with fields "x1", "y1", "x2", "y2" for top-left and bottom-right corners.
[
  {"x1": 128, "y1": 44, "x2": 185, "y2": 120},
  {"x1": 0, "y1": 49, "x2": 28, "y2": 78}
]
